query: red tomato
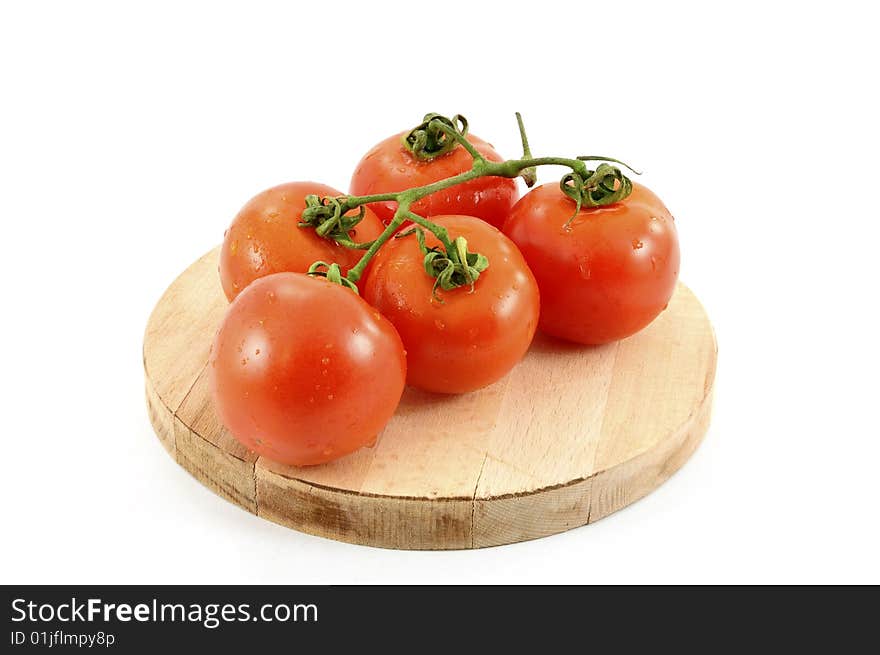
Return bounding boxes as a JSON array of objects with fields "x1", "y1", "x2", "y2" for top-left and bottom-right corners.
[
  {"x1": 209, "y1": 272, "x2": 406, "y2": 466},
  {"x1": 219, "y1": 181, "x2": 384, "y2": 302},
  {"x1": 349, "y1": 132, "x2": 518, "y2": 229},
  {"x1": 362, "y1": 215, "x2": 539, "y2": 394},
  {"x1": 503, "y1": 181, "x2": 680, "y2": 345}
]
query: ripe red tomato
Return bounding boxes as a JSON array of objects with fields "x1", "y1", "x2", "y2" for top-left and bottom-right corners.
[
  {"x1": 209, "y1": 272, "x2": 406, "y2": 466},
  {"x1": 503, "y1": 181, "x2": 680, "y2": 345},
  {"x1": 349, "y1": 132, "x2": 518, "y2": 229},
  {"x1": 362, "y1": 215, "x2": 539, "y2": 394},
  {"x1": 219, "y1": 181, "x2": 384, "y2": 302}
]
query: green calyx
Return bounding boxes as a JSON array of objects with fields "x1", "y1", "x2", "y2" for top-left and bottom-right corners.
[
  {"x1": 299, "y1": 195, "x2": 372, "y2": 249},
  {"x1": 405, "y1": 227, "x2": 489, "y2": 299},
  {"x1": 560, "y1": 157, "x2": 641, "y2": 225},
  {"x1": 402, "y1": 113, "x2": 469, "y2": 161},
  {"x1": 307, "y1": 261, "x2": 360, "y2": 293}
]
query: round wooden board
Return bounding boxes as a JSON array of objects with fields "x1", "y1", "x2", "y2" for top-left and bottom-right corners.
[{"x1": 144, "y1": 247, "x2": 716, "y2": 550}]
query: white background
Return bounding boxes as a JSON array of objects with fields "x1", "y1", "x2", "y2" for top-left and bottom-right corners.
[{"x1": 2, "y1": 1, "x2": 878, "y2": 584}]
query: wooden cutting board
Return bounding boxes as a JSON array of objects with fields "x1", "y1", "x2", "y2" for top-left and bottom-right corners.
[{"x1": 144, "y1": 247, "x2": 716, "y2": 549}]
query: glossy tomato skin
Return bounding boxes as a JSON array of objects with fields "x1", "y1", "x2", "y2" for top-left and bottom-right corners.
[
  {"x1": 349, "y1": 132, "x2": 519, "y2": 229},
  {"x1": 210, "y1": 273, "x2": 406, "y2": 466},
  {"x1": 362, "y1": 215, "x2": 539, "y2": 394},
  {"x1": 503, "y1": 182, "x2": 680, "y2": 345},
  {"x1": 219, "y1": 181, "x2": 384, "y2": 302}
]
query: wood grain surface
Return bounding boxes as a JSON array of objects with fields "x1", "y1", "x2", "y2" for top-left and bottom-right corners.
[{"x1": 144, "y1": 247, "x2": 717, "y2": 549}]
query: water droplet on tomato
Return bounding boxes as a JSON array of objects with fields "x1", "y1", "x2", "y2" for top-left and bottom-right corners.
[
  {"x1": 255, "y1": 348, "x2": 261, "y2": 356},
  {"x1": 650, "y1": 256, "x2": 657, "y2": 271},
  {"x1": 327, "y1": 393, "x2": 334, "y2": 400},
  {"x1": 240, "y1": 358, "x2": 247, "y2": 366},
  {"x1": 434, "y1": 319, "x2": 446, "y2": 330},
  {"x1": 632, "y1": 239, "x2": 643, "y2": 250},
  {"x1": 321, "y1": 357, "x2": 330, "y2": 365},
  {"x1": 576, "y1": 255, "x2": 591, "y2": 279},
  {"x1": 322, "y1": 447, "x2": 334, "y2": 456}
]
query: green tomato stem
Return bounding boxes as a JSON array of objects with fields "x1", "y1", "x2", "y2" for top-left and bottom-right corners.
[
  {"x1": 433, "y1": 121, "x2": 486, "y2": 162},
  {"x1": 401, "y1": 211, "x2": 453, "y2": 250},
  {"x1": 340, "y1": 158, "x2": 606, "y2": 285},
  {"x1": 344, "y1": 203, "x2": 410, "y2": 283},
  {"x1": 515, "y1": 112, "x2": 537, "y2": 187},
  {"x1": 303, "y1": 113, "x2": 637, "y2": 291}
]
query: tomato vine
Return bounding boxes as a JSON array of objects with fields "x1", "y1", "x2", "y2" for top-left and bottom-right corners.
[{"x1": 300, "y1": 112, "x2": 639, "y2": 292}]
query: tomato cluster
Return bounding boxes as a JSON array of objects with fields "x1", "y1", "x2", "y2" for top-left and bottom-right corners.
[{"x1": 210, "y1": 115, "x2": 679, "y2": 466}]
